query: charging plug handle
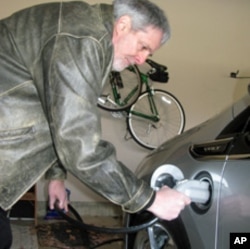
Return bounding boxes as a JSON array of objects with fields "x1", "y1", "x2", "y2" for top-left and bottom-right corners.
[{"x1": 174, "y1": 180, "x2": 210, "y2": 204}]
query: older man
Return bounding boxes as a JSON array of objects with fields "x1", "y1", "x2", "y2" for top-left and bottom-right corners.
[{"x1": 0, "y1": 0, "x2": 190, "y2": 247}]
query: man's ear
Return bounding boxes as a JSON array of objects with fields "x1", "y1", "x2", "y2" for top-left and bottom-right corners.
[{"x1": 114, "y1": 15, "x2": 132, "y2": 36}]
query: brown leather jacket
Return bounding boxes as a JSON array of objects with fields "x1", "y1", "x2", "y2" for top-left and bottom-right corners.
[{"x1": 0, "y1": 1, "x2": 154, "y2": 212}]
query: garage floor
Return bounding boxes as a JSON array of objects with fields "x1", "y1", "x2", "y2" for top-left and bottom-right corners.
[{"x1": 11, "y1": 215, "x2": 124, "y2": 249}]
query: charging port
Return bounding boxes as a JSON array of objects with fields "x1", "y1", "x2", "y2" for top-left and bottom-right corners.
[{"x1": 191, "y1": 172, "x2": 213, "y2": 214}]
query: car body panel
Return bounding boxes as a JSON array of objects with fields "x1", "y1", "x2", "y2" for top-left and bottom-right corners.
[{"x1": 128, "y1": 85, "x2": 250, "y2": 249}]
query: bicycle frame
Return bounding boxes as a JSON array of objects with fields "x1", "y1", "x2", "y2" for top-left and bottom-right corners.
[
  {"x1": 99, "y1": 60, "x2": 185, "y2": 150},
  {"x1": 110, "y1": 72, "x2": 138, "y2": 106},
  {"x1": 129, "y1": 73, "x2": 160, "y2": 122},
  {"x1": 108, "y1": 67, "x2": 140, "y2": 108},
  {"x1": 109, "y1": 68, "x2": 161, "y2": 123},
  {"x1": 99, "y1": 64, "x2": 165, "y2": 122}
]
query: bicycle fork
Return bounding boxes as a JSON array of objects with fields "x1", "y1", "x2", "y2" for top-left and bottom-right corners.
[{"x1": 130, "y1": 88, "x2": 160, "y2": 123}]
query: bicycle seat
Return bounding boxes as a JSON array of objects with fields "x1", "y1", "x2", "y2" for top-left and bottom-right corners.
[
  {"x1": 146, "y1": 59, "x2": 169, "y2": 83},
  {"x1": 146, "y1": 59, "x2": 167, "y2": 72}
]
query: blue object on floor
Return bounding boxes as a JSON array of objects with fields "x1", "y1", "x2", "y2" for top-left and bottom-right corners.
[{"x1": 44, "y1": 209, "x2": 64, "y2": 220}]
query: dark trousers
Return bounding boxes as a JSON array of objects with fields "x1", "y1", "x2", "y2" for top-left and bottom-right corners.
[{"x1": 0, "y1": 208, "x2": 12, "y2": 249}]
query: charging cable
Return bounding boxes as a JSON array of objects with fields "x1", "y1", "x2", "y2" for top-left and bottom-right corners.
[
  {"x1": 55, "y1": 203, "x2": 159, "y2": 249},
  {"x1": 55, "y1": 204, "x2": 158, "y2": 234}
]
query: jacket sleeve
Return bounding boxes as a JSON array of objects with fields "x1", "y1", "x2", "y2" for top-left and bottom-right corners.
[
  {"x1": 42, "y1": 35, "x2": 155, "y2": 213},
  {"x1": 45, "y1": 161, "x2": 67, "y2": 180}
]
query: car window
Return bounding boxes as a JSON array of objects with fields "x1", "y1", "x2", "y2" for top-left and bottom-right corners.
[{"x1": 217, "y1": 106, "x2": 250, "y2": 139}]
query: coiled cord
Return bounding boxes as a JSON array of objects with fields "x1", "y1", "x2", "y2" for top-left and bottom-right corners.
[
  {"x1": 55, "y1": 204, "x2": 159, "y2": 248},
  {"x1": 56, "y1": 203, "x2": 158, "y2": 234}
]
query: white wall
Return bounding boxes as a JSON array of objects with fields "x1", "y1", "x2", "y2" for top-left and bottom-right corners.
[{"x1": 1, "y1": 0, "x2": 250, "y2": 202}]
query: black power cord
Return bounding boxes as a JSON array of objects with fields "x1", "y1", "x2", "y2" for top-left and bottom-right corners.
[
  {"x1": 56, "y1": 204, "x2": 158, "y2": 234},
  {"x1": 55, "y1": 204, "x2": 159, "y2": 248}
]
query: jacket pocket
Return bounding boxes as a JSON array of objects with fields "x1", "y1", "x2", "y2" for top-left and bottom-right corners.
[{"x1": 0, "y1": 126, "x2": 34, "y2": 142}]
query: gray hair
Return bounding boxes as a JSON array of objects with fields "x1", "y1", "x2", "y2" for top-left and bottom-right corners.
[{"x1": 113, "y1": 0, "x2": 171, "y2": 45}]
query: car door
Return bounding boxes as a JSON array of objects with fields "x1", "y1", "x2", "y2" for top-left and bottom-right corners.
[{"x1": 216, "y1": 121, "x2": 250, "y2": 248}]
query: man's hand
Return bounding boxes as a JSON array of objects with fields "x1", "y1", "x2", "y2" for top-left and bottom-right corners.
[
  {"x1": 147, "y1": 186, "x2": 191, "y2": 220},
  {"x1": 48, "y1": 180, "x2": 68, "y2": 212}
]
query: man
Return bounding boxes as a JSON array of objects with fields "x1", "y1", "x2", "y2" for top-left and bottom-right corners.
[{"x1": 0, "y1": 0, "x2": 190, "y2": 247}]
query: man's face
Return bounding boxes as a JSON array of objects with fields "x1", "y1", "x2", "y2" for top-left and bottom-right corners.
[{"x1": 112, "y1": 17, "x2": 163, "y2": 71}]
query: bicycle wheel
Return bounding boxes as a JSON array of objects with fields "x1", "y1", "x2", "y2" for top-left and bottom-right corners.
[
  {"x1": 127, "y1": 90, "x2": 185, "y2": 150},
  {"x1": 98, "y1": 65, "x2": 142, "y2": 112}
]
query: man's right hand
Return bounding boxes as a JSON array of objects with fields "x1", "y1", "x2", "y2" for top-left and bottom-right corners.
[{"x1": 48, "y1": 180, "x2": 68, "y2": 212}]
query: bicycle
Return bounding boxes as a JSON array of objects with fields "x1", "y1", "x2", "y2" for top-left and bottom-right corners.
[{"x1": 98, "y1": 59, "x2": 185, "y2": 150}]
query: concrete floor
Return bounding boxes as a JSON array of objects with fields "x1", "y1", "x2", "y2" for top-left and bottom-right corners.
[{"x1": 11, "y1": 215, "x2": 124, "y2": 249}]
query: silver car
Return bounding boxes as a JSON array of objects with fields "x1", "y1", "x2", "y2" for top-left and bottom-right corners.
[{"x1": 125, "y1": 84, "x2": 250, "y2": 249}]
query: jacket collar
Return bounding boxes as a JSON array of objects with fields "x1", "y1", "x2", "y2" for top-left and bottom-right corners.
[{"x1": 100, "y1": 4, "x2": 114, "y2": 37}]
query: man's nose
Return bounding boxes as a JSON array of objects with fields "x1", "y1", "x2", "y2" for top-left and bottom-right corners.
[{"x1": 135, "y1": 51, "x2": 150, "y2": 65}]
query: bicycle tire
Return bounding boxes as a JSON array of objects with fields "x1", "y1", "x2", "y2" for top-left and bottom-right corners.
[
  {"x1": 127, "y1": 90, "x2": 185, "y2": 150},
  {"x1": 98, "y1": 65, "x2": 142, "y2": 112}
]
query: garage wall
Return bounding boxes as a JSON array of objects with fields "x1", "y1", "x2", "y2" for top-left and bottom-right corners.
[{"x1": 1, "y1": 0, "x2": 249, "y2": 202}]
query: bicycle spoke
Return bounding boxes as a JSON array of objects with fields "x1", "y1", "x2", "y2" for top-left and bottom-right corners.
[{"x1": 127, "y1": 90, "x2": 185, "y2": 150}]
